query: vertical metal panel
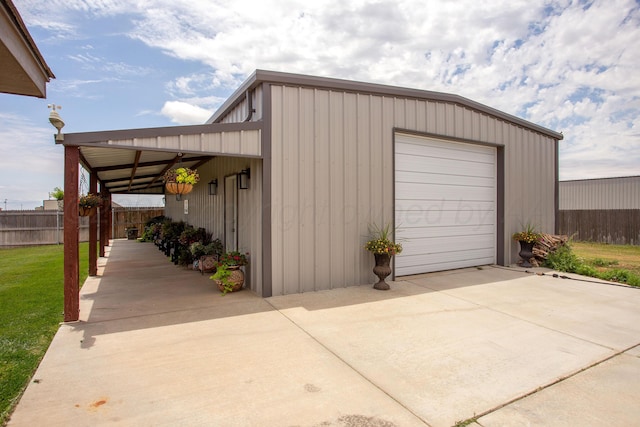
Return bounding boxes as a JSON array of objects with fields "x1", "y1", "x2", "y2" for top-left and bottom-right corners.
[
  {"x1": 560, "y1": 176, "x2": 640, "y2": 210},
  {"x1": 268, "y1": 84, "x2": 558, "y2": 294},
  {"x1": 220, "y1": 85, "x2": 263, "y2": 124}
]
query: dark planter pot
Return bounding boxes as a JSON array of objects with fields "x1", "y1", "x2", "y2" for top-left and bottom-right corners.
[
  {"x1": 518, "y1": 240, "x2": 535, "y2": 267},
  {"x1": 373, "y1": 253, "x2": 392, "y2": 290}
]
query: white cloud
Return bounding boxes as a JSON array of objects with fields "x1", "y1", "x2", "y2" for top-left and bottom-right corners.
[
  {"x1": 160, "y1": 101, "x2": 213, "y2": 124},
  {"x1": 12, "y1": 0, "x2": 640, "y2": 180}
]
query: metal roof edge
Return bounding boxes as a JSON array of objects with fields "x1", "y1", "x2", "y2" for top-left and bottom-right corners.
[
  {"x1": 209, "y1": 69, "x2": 563, "y2": 140},
  {"x1": 2, "y1": 0, "x2": 55, "y2": 80},
  {"x1": 560, "y1": 175, "x2": 640, "y2": 183},
  {"x1": 60, "y1": 121, "x2": 262, "y2": 146}
]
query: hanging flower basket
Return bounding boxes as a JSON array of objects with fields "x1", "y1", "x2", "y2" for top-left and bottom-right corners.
[
  {"x1": 165, "y1": 182, "x2": 193, "y2": 195},
  {"x1": 163, "y1": 167, "x2": 199, "y2": 195},
  {"x1": 79, "y1": 206, "x2": 97, "y2": 217},
  {"x1": 78, "y1": 193, "x2": 101, "y2": 217}
]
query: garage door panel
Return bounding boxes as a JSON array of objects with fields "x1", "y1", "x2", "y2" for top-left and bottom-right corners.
[
  {"x1": 395, "y1": 170, "x2": 495, "y2": 187},
  {"x1": 401, "y1": 233, "x2": 494, "y2": 252},
  {"x1": 397, "y1": 210, "x2": 494, "y2": 228},
  {"x1": 396, "y1": 182, "x2": 495, "y2": 201},
  {"x1": 396, "y1": 249, "x2": 496, "y2": 274},
  {"x1": 396, "y1": 200, "x2": 494, "y2": 212},
  {"x1": 397, "y1": 224, "x2": 495, "y2": 239},
  {"x1": 396, "y1": 154, "x2": 494, "y2": 178},
  {"x1": 395, "y1": 133, "x2": 496, "y2": 276},
  {"x1": 396, "y1": 138, "x2": 495, "y2": 164}
]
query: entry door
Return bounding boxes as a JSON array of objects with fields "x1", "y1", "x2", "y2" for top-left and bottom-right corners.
[{"x1": 224, "y1": 175, "x2": 238, "y2": 251}]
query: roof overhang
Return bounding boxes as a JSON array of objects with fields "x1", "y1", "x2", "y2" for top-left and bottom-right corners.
[
  {"x1": 61, "y1": 121, "x2": 262, "y2": 195},
  {"x1": 0, "y1": 0, "x2": 54, "y2": 98}
]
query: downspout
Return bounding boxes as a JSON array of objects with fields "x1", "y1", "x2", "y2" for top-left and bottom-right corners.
[{"x1": 244, "y1": 90, "x2": 256, "y2": 122}]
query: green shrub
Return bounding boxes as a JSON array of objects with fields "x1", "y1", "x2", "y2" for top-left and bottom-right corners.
[
  {"x1": 543, "y1": 245, "x2": 581, "y2": 272},
  {"x1": 590, "y1": 257, "x2": 618, "y2": 267}
]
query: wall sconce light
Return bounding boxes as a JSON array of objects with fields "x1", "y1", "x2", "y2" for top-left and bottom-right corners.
[
  {"x1": 238, "y1": 168, "x2": 250, "y2": 190},
  {"x1": 208, "y1": 179, "x2": 218, "y2": 195}
]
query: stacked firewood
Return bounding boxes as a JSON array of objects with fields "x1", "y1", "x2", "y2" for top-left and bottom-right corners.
[{"x1": 528, "y1": 233, "x2": 569, "y2": 266}]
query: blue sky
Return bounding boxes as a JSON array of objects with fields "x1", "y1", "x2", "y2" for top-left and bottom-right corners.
[{"x1": 1, "y1": 0, "x2": 638, "y2": 210}]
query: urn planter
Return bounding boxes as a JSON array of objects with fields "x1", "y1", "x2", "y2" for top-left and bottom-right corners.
[
  {"x1": 518, "y1": 240, "x2": 535, "y2": 267},
  {"x1": 373, "y1": 253, "x2": 392, "y2": 290}
]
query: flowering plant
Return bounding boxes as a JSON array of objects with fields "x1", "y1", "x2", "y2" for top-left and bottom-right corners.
[
  {"x1": 512, "y1": 223, "x2": 541, "y2": 243},
  {"x1": 218, "y1": 251, "x2": 249, "y2": 266},
  {"x1": 78, "y1": 193, "x2": 101, "y2": 208},
  {"x1": 163, "y1": 167, "x2": 199, "y2": 185},
  {"x1": 364, "y1": 223, "x2": 402, "y2": 256}
]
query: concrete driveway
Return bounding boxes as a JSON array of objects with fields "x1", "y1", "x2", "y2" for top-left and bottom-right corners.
[{"x1": 7, "y1": 240, "x2": 640, "y2": 427}]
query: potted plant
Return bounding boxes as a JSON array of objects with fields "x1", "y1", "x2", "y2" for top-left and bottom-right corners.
[
  {"x1": 163, "y1": 167, "x2": 200, "y2": 195},
  {"x1": 365, "y1": 223, "x2": 402, "y2": 290},
  {"x1": 190, "y1": 239, "x2": 223, "y2": 274},
  {"x1": 78, "y1": 193, "x2": 101, "y2": 217},
  {"x1": 513, "y1": 223, "x2": 541, "y2": 267},
  {"x1": 210, "y1": 251, "x2": 249, "y2": 295}
]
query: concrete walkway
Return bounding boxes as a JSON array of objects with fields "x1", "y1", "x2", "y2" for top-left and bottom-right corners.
[{"x1": 7, "y1": 240, "x2": 640, "y2": 427}]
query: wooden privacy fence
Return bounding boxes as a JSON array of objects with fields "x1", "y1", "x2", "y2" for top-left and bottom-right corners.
[
  {"x1": 0, "y1": 207, "x2": 164, "y2": 247},
  {"x1": 558, "y1": 209, "x2": 640, "y2": 245},
  {"x1": 112, "y1": 207, "x2": 164, "y2": 239}
]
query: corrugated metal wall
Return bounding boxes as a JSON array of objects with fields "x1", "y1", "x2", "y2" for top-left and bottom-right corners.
[
  {"x1": 269, "y1": 85, "x2": 557, "y2": 295},
  {"x1": 559, "y1": 176, "x2": 640, "y2": 210},
  {"x1": 219, "y1": 86, "x2": 263, "y2": 124},
  {"x1": 164, "y1": 157, "x2": 263, "y2": 295}
]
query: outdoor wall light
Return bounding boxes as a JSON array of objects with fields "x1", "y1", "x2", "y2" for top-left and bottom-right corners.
[
  {"x1": 238, "y1": 168, "x2": 250, "y2": 190},
  {"x1": 208, "y1": 179, "x2": 218, "y2": 195}
]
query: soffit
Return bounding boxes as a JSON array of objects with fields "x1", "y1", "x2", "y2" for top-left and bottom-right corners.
[{"x1": 0, "y1": 0, "x2": 54, "y2": 98}]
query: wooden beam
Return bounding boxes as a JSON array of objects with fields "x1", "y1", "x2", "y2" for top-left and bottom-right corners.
[
  {"x1": 127, "y1": 150, "x2": 142, "y2": 191},
  {"x1": 63, "y1": 146, "x2": 80, "y2": 322}
]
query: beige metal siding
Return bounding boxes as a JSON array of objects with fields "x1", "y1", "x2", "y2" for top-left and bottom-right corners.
[
  {"x1": 269, "y1": 84, "x2": 557, "y2": 295},
  {"x1": 104, "y1": 130, "x2": 261, "y2": 156},
  {"x1": 164, "y1": 157, "x2": 263, "y2": 295},
  {"x1": 219, "y1": 86, "x2": 263, "y2": 124},
  {"x1": 560, "y1": 176, "x2": 640, "y2": 210}
]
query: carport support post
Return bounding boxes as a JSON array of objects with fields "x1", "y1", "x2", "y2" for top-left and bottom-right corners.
[
  {"x1": 99, "y1": 189, "x2": 109, "y2": 256},
  {"x1": 63, "y1": 145, "x2": 80, "y2": 322},
  {"x1": 89, "y1": 171, "x2": 98, "y2": 276}
]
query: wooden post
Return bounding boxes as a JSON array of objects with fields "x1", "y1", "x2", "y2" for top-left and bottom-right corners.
[
  {"x1": 89, "y1": 171, "x2": 98, "y2": 276},
  {"x1": 63, "y1": 146, "x2": 80, "y2": 322},
  {"x1": 99, "y1": 188, "x2": 108, "y2": 256},
  {"x1": 107, "y1": 193, "x2": 113, "y2": 243}
]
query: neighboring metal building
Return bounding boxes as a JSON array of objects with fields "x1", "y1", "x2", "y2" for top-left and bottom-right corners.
[
  {"x1": 560, "y1": 176, "x2": 640, "y2": 210},
  {"x1": 61, "y1": 70, "x2": 563, "y2": 307},
  {"x1": 559, "y1": 176, "x2": 640, "y2": 244}
]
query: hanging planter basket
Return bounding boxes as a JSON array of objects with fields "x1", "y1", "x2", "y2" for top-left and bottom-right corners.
[
  {"x1": 79, "y1": 206, "x2": 97, "y2": 217},
  {"x1": 163, "y1": 167, "x2": 199, "y2": 195},
  {"x1": 78, "y1": 193, "x2": 101, "y2": 217},
  {"x1": 165, "y1": 182, "x2": 193, "y2": 195}
]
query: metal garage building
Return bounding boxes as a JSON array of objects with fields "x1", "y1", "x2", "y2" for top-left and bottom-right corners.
[{"x1": 61, "y1": 70, "x2": 563, "y2": 311}]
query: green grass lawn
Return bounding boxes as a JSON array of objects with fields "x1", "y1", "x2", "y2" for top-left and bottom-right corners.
[
  {"x1": 0, "y1": 243, "x2": 88, "y2": 426},
  {"x1": 546, "y1": 241, "x2": 640, "y2": 287},
  {"x1": 571, "y1": 242, "x2": 640, "y2": 277}
]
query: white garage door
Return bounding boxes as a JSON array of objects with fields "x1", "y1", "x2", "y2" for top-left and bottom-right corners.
[{"x1": 395, "y1": 133, "x2": 496, "y2": 276}]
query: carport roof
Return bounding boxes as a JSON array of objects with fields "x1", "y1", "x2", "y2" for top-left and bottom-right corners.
[{"x1": 61, "y1": 121, "x2": 262, "y2": 195}]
